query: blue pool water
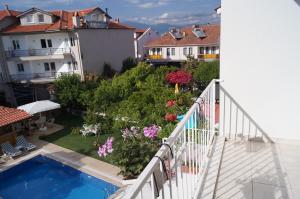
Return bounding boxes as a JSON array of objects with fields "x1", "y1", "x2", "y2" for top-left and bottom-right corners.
[{"x1": 0, "y1": 155, "x2": 118, "y2": 199}]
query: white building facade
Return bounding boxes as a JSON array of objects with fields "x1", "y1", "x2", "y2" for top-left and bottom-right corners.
[
  {"x1": 145, "y1": 24, "x2": 220, "y2": 63},
  {"x1": 0, "y1": 6, "x2": 134, "y2": 105},
  {"x1": 220, "y1": 0, "x2": 300, "y2": 140},
  {"x1": 134, "y1": 28, "x2": 160, "y2": 60}
]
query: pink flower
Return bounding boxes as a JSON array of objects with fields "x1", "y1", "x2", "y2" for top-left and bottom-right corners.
[
  {"x1": 98, "y1": 137, "x2": 114, "y2": 157},
  {"x1": 143, "y1": 125, "x2": 159, "y2": 139}
]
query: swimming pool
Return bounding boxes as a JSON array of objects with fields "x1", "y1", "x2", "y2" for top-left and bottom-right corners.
[{"x1": 0, "y1": 155, "x2": 118, "y2": 199}]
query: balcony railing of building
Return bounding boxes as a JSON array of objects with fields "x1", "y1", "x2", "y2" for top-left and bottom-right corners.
[
  {"x1": 123, "y1": 80, "x2": 218, "y2": 199},
  {"x1": 198, "y1": 54, "x2": 219, "y2": 59},
  {"x1": 86, "y1": 21, "x2": 108, "y2": 28},
  {"x1": 123, "y1": 79, "x2": 270, "y2": 199},
  {"x1": 5, "y1": 48, "x2": 71, "y2": 58},
  {"x1": 10, "y1": 72, "x2": 74, "y2": 82},
  {"x1": 148, "y1": 55, "x2": 163, "y2": 60}
]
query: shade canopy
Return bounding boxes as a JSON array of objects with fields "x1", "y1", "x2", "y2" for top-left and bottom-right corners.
[{"x1": 18, "y1": 100, "x2": 60, "y2": 115}]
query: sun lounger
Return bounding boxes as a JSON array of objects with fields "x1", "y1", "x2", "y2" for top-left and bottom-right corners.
[
  {"x1": 1, "y1": 142, "x2": 22, "y2": 158},
  {"x1": 16, "y1": 136, "x2": 36, "y2": 151}
]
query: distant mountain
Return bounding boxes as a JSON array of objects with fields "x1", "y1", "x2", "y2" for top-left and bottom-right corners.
[
  {"x1": 123, "y1": 21, "x2": 181, "y2": 34},
  {"x1": 123, "y1": 21, "x2": 220, "y2": 34}
]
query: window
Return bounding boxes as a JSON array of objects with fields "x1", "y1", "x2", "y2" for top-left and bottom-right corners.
[
  {"x1": 70, "y1": 37, "x2": 76, "y2": 46},
  {"x1": 206, "y1": 47, "x2": 210, "y2": 54},
  {"x1": 91, "y1": 14, "x2": 99, "y2": 21},
  {"x1": 199, "y1": 47, "x2": 204, "y2": 54},
  {"x1": 189, "y1": 47, "x2": 193, "y2": 55},
  {"x1": 17, "y1": 63, "x2": 24, "y2": 72},
  {"x1": 171, "y1": 48, "x2": 175, "y2": 56},
  {"x1": 41, "y1": 39, "x2": 47, "y2": 48},
  {"x1": 183, "y1": 47, "x2": 187, "y2": 55},
  {"x1": 211, "y1": 47, "x2": 216, "y2": 54},
  {"x1": 166, "y1": 48, "x2": 170, "y2": 56},
  {"x1": 50, "y1": 62, "x2": 56, "y2": 71},
  {"x1": 26, "y1": 14, "x2": 33, "y2": 23},
  {"x1": 12, "y1": 40, "x2": 20, "y2": 50},
  {"x1": 44, "y1": 63, "x2": 50, "y2": 71},
  {"x1": 157, "y1": 48, "x2": 161, "y2": 55},
  {"x1": 47, "y1": 39, "x2": 52, "y2": 48},
  {"x1": 38, "y1": 14, "x2": 44, "y2": 23},
  {"x1": 73, "y1": 61, "x2": 78, "y2": 70}
]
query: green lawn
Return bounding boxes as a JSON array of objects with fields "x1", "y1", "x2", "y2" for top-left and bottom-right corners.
[{"x1": 40, "y1": 112, "x2": 121, "y2": 165}]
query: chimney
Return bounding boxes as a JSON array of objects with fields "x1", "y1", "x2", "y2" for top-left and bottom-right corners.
[
  {"x1": 105, "y1": 8, "x2": 108, "y2": 15},
  {"x1": 4, "y1": 4, "x2": 8, "y2": 10},
  {"x1": 115, "y1": 18, "x2": 120, "y2": 23},
  {"x1": 183, "y1": 32, "x2": 186, "y2": 37}
]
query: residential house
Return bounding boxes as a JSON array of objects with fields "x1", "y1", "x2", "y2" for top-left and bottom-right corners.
[
  {"x1": 0, "y1": 6, "x2": 134, "y2": 105},
  {"x1": 145, "y1": 24, "x2": 220, "y2": 64},
  {"x1": 134, "y1": 28, "x2": 160, "y2": 60}
]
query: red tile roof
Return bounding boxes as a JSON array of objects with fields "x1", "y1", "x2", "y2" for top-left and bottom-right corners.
[
  {"x1": 0, "y1": 106, "x2": 31, "y2": 127},
  {"x1": 0, "y1": 9, "x2": 20, "y2": 21},
  {"x1": 145, "y1": 24, "x2": 220, "y2": 47},
  {"x1": 1, "y1": 7, "x2": 132, "y2": 34}
]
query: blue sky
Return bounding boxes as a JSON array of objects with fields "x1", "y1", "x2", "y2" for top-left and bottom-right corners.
[{"x1": 0, "y1": 0, "x2": 220, "y2": 25}]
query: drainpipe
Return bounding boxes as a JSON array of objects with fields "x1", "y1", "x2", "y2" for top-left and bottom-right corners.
[{"x1": 74, "y1": 31, "x2": 85, "y2": 81}]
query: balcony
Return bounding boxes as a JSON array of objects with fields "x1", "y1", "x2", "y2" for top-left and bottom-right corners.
[
  {"x1": 86, "y1": 21, "x2": 108, "y2": 28},
  {"x1": 10, "y1": 72, "x2": 73, "y2": 84},
  {"x1": 198, "y1": 54, "x2": 219, "y2": 60},
  {"x1": 121, "y1": 80, "x2": 298, "y2": 199},
  {"x1": 5, "y1": 48, "x2": 72, "y2": 61},
  {"x1": 148, "y1": 55, "x2": 163, "y2": 60}
]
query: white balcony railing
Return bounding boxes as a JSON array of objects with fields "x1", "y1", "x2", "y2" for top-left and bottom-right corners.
[
  {"x1": 123, "y1": 80, "x2": 219, "y2": 199},
  {"x1": 10, "y1": 72, "x2": 75, "y2": 82},
  {"x1": 5, "y1": 48, "x2": 71, "y2": 58}
]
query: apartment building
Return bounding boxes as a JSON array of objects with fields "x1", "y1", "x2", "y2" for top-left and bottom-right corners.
[
  {"x1": 134, "y1": 28, "x2": 160, "y2": 60},
  {"x1": 145, "y1": 24, "x2": 220, "y2": 64},
  {"x1": 0, "y1": 6, "x2": 134, "y2": 105}
]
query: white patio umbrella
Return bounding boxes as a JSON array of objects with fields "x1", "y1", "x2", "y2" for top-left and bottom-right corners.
[{"x1": 17, "y1": 100, "x2": 61, "y2": 115}]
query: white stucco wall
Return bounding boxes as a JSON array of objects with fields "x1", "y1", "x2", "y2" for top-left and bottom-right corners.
[
  {"x1": 220, "y1": 0, "x2": 300, "y2": 140},
  {"x1": 2, "y1": 33, "x2": 70, "y2": 51},
  {"x1": 135, "y1": 28, "x2": 160, "y2": 59},
  {"x1": 20, "y1": 11, "x2": 53, "y2": 25},
  {"x1": 77, "y1": 28, "x2": 134, "y2": 73}
]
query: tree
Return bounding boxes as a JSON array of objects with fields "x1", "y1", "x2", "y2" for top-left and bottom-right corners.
[
  {"x1": 102, "y1": 62, "x2": 116, "y2": 78},
  {"x1": 54, "y1": 74, "x2": 82, "y2": 108}
]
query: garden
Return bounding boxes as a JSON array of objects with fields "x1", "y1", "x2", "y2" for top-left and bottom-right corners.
[{"x1": 41, "y1": 59, "x2": 219, "y2": 179}]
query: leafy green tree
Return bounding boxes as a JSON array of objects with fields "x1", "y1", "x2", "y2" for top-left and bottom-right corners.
[
  {"x1": 54, "y1": 74, "x2": 82, "y2": 108},
  {"x1": 192, "y1": 61, "x2": 220, "y2": 90}
]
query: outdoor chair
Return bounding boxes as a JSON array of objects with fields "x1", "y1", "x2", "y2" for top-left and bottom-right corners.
[
  {"x1": 16, "y1": 135, "x2": 36, "y2": 151},
  {"x1": 1, "y1": 142, "x2": 22, "y2": 158}
]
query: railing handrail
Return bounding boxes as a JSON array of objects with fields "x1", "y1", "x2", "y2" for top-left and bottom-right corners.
[
  {"x1": 5, "y1": 47, "x2": 71, "y2": 58},
  {"x1": 124, "y1": 79, "x2": 218, "y2": 198}
]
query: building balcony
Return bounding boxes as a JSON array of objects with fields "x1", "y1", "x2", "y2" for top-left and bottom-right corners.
[
  {"x1": 121, "y1": 80, "x2": 297, "y2": 199},
  {"x1": 86, "y1": 21, "x2": 108, "y2": 28},
  {"x1": 148, "y1": 54, "x2": 163, "y2": 60},
  {"x1": 198, "y1": 54, "x2": 219, "y2": 60},
  {"x1": 10, "y1": 72, "x2": 74, "y2": 84},
  {"x1": 5, "y1": 48, "x2": 72, "y2": 61}
]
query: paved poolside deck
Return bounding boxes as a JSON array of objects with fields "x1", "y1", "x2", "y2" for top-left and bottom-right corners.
[
  {"x1": 215, "y1": 139, "x2": 300, "y2": 199},
  {"x1": 0, "y1": 124, "x2": 123, "y2": 187}
]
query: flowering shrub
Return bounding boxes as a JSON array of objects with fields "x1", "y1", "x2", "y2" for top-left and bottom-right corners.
[
  {"x1": 98, "y1": 137, "x2": 114, "y2": 157},
  {"x1": 166, "y1": 99, "x2": 176, "y2": 107},
  {"x1": 121, "y1": 126, "x2": 140, "y2": 140},
  {"x1": 143, "y1": 125, "x2": 159, "y2": 139},
  {"x1": 165, "y1": 70, "x2": 192, "y2": 85},
  {"x1": 165, "y1": 113, "x2": 177, "y2": 122}
]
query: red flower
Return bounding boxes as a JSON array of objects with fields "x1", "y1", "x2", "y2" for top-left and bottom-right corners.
[
  {"x1": 165, "y1": 113, "x2": 177, "y2": 122},
  {"x1": 166, "y1": 100, "x2": 176, "y2": 108},
  {"x1": 165, "y1": 71, "x2": 192, "y2": 85}
]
